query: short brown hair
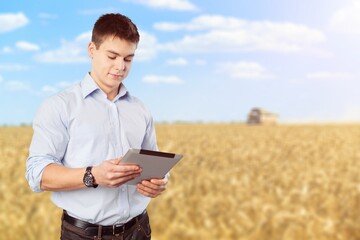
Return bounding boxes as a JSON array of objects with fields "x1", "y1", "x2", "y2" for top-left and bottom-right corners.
[{"x1": 92, "y1": 13, "x2": 140, "y2": 49}]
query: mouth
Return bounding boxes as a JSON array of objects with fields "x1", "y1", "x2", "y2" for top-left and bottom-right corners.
[{"x1": 110, "y1": 73, "x2": 124, "y2": 79}]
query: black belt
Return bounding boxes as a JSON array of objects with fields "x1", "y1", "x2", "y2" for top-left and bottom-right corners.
[{"x1": 62, "y1": 210, "x2": 147, "y2": 236}]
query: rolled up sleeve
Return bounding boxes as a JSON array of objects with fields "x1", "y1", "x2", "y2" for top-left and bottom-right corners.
[{"x1": 26, "y1": 96, "x2": 69, "y2": 192}]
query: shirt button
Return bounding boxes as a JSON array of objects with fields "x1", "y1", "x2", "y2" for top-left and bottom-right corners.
[{"x1": 121, "y1": 187, "x2": 127, "y2": 192}]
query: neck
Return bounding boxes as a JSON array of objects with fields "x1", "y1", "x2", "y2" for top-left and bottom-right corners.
[{"x1": 90, "y1": 72, "x2": 120, "y2": 100}]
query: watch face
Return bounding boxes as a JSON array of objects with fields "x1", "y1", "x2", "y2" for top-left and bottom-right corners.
[{"x1": 83, "y1": 173, "x2": 93, "y2": 187}]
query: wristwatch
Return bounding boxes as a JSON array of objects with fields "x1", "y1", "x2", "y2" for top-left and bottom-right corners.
[{"x1": 83, "y1": 166, "x2": 98, "y2": 188}]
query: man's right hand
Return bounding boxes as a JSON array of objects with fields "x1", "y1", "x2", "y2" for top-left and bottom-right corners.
[{"x1": 92, "y1": 158, "x2": 142, "y2": 187}]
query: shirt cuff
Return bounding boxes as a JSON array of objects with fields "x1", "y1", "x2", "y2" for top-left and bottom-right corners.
[{"x1": 26, "y1": 156, "x2": 60, "y2": 192}]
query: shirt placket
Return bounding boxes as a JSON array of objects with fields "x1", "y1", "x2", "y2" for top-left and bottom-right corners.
[
  {"x1": 108, "y1": 102, "x2": 122, "y2": 156},
  {"x1": 108, "y1": 101, "x2": 130, "y2": 222}
]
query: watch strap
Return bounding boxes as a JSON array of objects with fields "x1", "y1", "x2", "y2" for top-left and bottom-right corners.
[{"x1": 84, "y1": 166, "x2": 98, "y2": 188}]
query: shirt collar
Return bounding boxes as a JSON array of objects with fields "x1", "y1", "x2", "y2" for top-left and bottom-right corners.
[
  {"x1": 80, "y1": 73, "x2": 130, "y2": 101},
  {"x1": 81, "y1": 73, "x2": 99, "y2": 99},
  {"x1": 115, "y1": 83, "x2": 129, "y2": 101}
]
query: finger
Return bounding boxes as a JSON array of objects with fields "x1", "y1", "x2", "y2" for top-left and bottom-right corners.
[
  {"x1": 108, "y1": 173, "x2": 141, "y2": 187},
  {"x1": 136, "y1": 185, "x2": 159, "y2": 198},
  {"x1": 114, "y1": 164, "x2": 142, "y2": 173},
  {"x1": 138, "y1": 180, "x2": 165, "y2": 193},
  {"x1": 109, "y1": 158, "x2": 121, "y2": 164},
  {"x1": 139, "y1": 180, "x2": 158, "y2": 188},
  {"x1": 150, "y1": 178, "x2": 167, "y2": 185},
  {"x1": 105, "y1": 171, "x2": 140, "y2": 181},
  {"x1": 136, "y1": 187, "x2": 152, "y2": 197}
]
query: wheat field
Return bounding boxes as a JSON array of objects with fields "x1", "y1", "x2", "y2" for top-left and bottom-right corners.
[{"x1": 1, "y1": 123, "x2": 360, "y2": 240}]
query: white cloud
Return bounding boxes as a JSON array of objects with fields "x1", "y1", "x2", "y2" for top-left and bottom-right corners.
[
  {"x1": 156, "y1": 15, "x2": 328, "y2": 56},
  {"x1": 306, "y1": 71, "x2": 354, "y2": 81},
  {"x1": 329, "y1": 0, "x2": 360, "y2": 35},
  {"x1": 41, "y1": 85, "x2": 58, "y2": 94},
  {"x1": 126, "y1": 0, "x2": 199, "y2": 11},
  {"x1": 41, "y1": 81, "x2": 79, "y2": 94},
  {"x1": 75, "y1": 31, "x2": 92, "y2": 42},
  {"x1": 136, "y1": 31, "x2": 158, "y2": 61},
  {"x1": 38, "y1": 13, "x2": 58, "y2": 19},
  {"x1": 217, "y1": 61, "x2": 274, "y2": 80},
  {"x1": 0, "y1": 76, "x2": 31, "y2": 92},
  {"x1": 166, "y1": 57, "x2": 188, "y2": 66},
  {"x1": 1, "y1": 46, "x2": 12, "y2": 53},
  {"x1": 0, "y1": 77, "x2": 77, "y2": 95},
  {"x1": 0, "y1": 64, "x2": 30, "y2": 71},
  {"x1": 34, "y1": 31, "x2": 91, "y2": 63},
  {"x1": 4, "y1": 80, "x2": 31, "y2": 91},
  {"x1": 57, "y1": 81, "x2": 77, "y2": 88},
  {"x1": 194, "y1": 59, "x2": 207, "y2": 65},
  {"x1": 0, "y1": 12, "x2": 29, "y2": 33},
  {"x1": 143, "y1": 75, "x2": 183, "y2": 84},
  {"x1": 34, "y1": 30, "x2": 157, "y2": 63},
  {"x1": 154, "y1": 15, "x2": 246, "y2": 31},
  {"x1": 16, "y1": 41, "x2": 40, "y2": 51},
  {"x1": 41, "y1": 80, "x2": 78, "y2": 94}
]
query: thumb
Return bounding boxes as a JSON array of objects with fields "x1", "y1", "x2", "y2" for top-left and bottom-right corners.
[{"x1": 110, "y1": 157, "x2": 122, "y2": 164}]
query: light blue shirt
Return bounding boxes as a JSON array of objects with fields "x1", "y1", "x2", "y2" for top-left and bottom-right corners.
[{"x1": 26, "y1": 73, "x2": 158, "y2": 225}]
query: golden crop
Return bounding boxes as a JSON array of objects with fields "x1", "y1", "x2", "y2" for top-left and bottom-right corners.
[{"x1": 1, "y1": 123, "x2": 360, "y2": 240}]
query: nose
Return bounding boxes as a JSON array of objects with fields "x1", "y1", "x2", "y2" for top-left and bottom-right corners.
[{"x1": 115, "y1": 59, "x2": 126, "y2": 71}]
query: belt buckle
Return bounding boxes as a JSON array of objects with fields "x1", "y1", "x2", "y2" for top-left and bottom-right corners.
[{"x1": 113, "y1": 224, "x2": 125, "y2": 236}]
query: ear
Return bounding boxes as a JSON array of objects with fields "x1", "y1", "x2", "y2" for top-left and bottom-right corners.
[{"x1": 88, "y1": 42, "x2": 96, "y2": 58}]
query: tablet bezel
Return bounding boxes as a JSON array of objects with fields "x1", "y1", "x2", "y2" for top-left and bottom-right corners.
[{"x1": 120, "y1": 148, "x2": 183, "y2": 185}]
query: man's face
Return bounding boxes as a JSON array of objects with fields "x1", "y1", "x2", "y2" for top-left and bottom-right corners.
[{"x1": 88, "y1": 36, "x2": 137, "y2": 99}]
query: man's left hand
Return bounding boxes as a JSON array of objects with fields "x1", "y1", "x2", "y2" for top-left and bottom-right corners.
[{"x1": 137, "y1": 177, "x2": 168, "y2": 198}]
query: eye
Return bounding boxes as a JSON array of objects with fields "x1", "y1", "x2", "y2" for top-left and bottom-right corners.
[
  {"x1": 124, "y1": 58, "x2": 133, "y2": 63},
  {"x1": 108, "y1": 56, "x2": 116, "y2": 60}
]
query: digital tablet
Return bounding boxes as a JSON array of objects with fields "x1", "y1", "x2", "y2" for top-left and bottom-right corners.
[{"x1": 120, "y1": 148, "x2": 183, "y2": 185}]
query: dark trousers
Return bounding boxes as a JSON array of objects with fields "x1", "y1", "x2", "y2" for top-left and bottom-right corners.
[{"x1": 60, "y1": 211, "x2": 151, "y2": 240}]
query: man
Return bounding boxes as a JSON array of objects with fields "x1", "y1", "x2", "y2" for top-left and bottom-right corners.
[{"x1": 26, "y1": 13, "x2": 167, "y2": 240}]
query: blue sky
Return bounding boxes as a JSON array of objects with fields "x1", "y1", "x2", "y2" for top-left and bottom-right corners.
[{"x1": 1, "y1": 0, "x2": 360, "y2": 125}]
